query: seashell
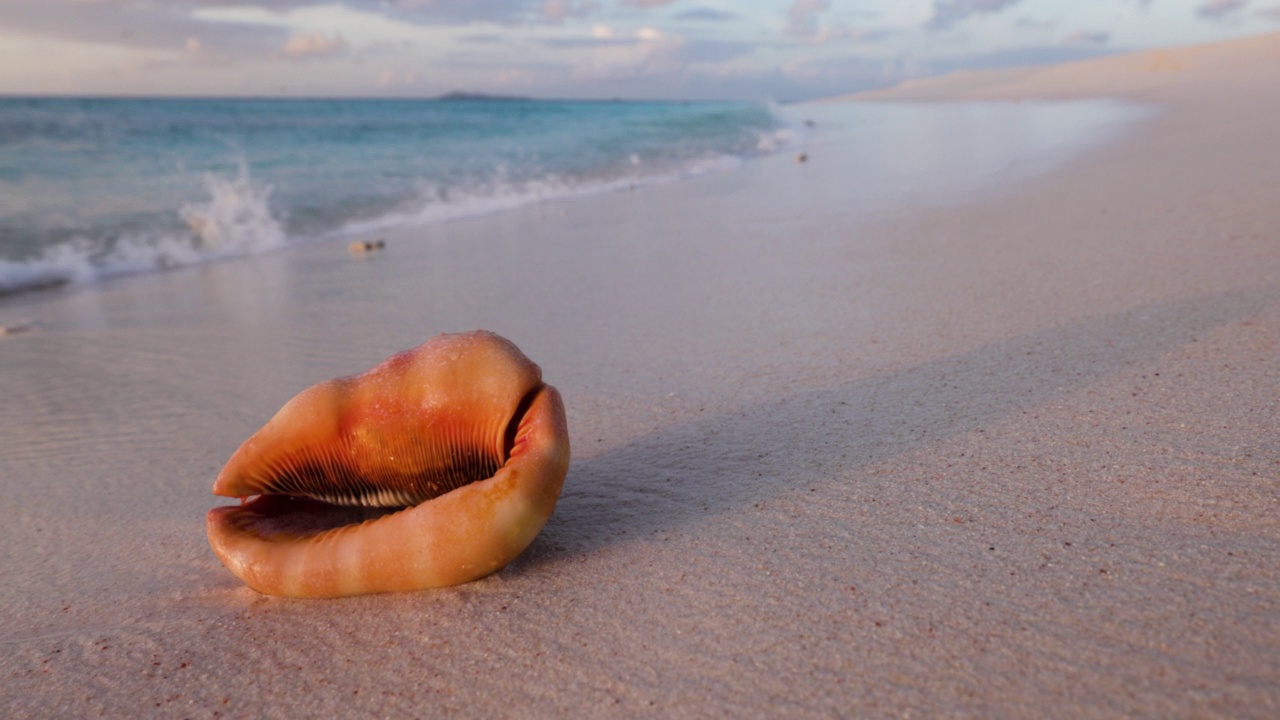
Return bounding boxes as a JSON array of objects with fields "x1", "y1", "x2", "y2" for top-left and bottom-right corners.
[{"x1": 206, "y1": 330, "x2": 570, "y2": 598}]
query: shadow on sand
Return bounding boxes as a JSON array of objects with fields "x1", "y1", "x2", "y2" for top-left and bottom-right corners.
[{"x1": 516, "y1": 285, "x2": 1276, "y2": 570}]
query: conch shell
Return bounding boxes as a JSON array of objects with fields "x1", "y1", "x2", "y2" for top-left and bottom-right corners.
[{"x1": 206, "y1": 331, "x2": 570, "y2": 598}]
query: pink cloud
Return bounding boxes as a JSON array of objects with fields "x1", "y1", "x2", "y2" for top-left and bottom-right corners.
[
  {"x1": 283, "y1": 32, "x2": 346, "y2": 58},
  {"x1": 1197, "y1": 0, "x2": 1250, "y2": 18}
]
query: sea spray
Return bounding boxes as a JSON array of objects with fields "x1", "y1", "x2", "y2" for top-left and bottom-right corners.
[{"x1": 179, "y1": 160, "x2": 286, "y2": 254}]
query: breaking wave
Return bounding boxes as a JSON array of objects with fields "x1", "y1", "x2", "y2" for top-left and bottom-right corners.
[{"x1": 0, "y1": 162, "x2": 285, "y2": 296}]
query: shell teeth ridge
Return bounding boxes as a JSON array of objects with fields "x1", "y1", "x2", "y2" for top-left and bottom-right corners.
[{"x1": 250, "y1": 417, "x2": 507, "y2": 509}]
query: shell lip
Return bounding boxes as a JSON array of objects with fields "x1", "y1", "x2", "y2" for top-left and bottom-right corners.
[{"x1": 211, "y1": 381, "x2": 551, "y2": 541}]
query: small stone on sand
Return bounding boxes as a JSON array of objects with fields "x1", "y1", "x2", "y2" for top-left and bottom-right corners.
[
  {"x1": 348, "y1": 240, "x2": 387, "y2": 255},
  {"x1": 0, "y1": 319, "x2": 35, "y2": 336}
]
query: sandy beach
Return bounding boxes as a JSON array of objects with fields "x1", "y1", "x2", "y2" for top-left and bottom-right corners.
[{"x1": 3, "y1": 33, "x2": 1278, "y2": 718}]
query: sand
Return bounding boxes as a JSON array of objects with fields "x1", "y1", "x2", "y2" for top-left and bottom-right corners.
[{"x1": 2, "y1": 34, "x2": 1278, "y2": 718}]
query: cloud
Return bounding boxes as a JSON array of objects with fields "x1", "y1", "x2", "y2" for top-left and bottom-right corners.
[
  {"x1": 539, "y1": 36, "x2": 630, "y2": 48},
  {"x1": 785, "y1": 0, "x2": 830, "y2": 37},
  {"x1": 831, "y1": 26, "x2": 897, "y2": 44},
  {"x1": 458, "y1": 33, "x2": 505, "y2": 44},
  {"x1": 1258, "y1": 5, "x2": 1280, "y2": 20},
  {"x1": 761, "y1": 51, "x2": 922, "y2": 99},
  {"x1": 1062, "y1": 31, "x2": 1110, "y2": 46},
  {"x1": 621, "y1": 0, "x2": 676, "y2": 7},
  {"x1": 0, "y1": 0, "x2": 287, "y2": 52},
  {"x1": 376, "y1": 66, "x2": 421, "y2": 89},
  {"x1": 283, "y1": 31, "x2": 346, "y2": 58},
  {"x1": 676, "y1": 8, "x2": 739, "y2": 22},
  {"x1": 537, "y1": 30, "x2": 750, "y2": 67},
  {"x1": 569, "y1": 26, "x2": 688, "y2": 80},
  {"x1": 791, "y1": 24, "x2": 897, "y2": 45},
  {"x1": 385, "y1": 0, "x2": 539, "y2": 24},
  {"x1": 543, "y1": 0, "x2": 599, "y2": 22},
  {"x1": 681, "y1": 38, "x2": 756, "y2": 63},
  {"x1": 926, "y1": 0, "x2": 1024, "y2": 31},
  {"x1": 782, "y1": 0, "x2": 893, "y2": 45},
  {"x1": 1197, "y1": 0, "x2": 1250, "y2": 18},
  {"x1": 1014, "y1": 16, "x2": 1056, "y2": 30},
  {"x1": 533, "y1": 22, "x2": 626, "y2": 46},
  {"x1": 0, "y1": 0, "x2": 670, "y2": 56}
]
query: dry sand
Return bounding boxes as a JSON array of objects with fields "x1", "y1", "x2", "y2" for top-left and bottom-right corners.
[{"x1": 2, "y1": 34, "x2": 1278, "y2": 718}]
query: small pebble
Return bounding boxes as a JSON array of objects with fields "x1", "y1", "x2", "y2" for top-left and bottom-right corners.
[
  {"x1": 348, "y1": 239, "x2": 387, "y2": 255},
  {"x1": 0, "y1": 319, "x2": 35, "y2": 336}
]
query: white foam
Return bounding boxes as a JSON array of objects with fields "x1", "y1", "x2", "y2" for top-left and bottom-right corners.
[
  {"x1": 0, "y1": 161, "x2": 286, "y2": 296},
  {"x1": 331, "y1": 151, "x2": 767, "y2": 240}
]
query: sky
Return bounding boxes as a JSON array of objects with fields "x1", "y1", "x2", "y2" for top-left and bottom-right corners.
[{"x1": 0, "y1": 0, "x2": 1277, "y2": 101}]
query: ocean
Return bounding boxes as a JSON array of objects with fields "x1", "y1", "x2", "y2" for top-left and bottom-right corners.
[{"x1": 0, "y1": 97, "x2": 790, "y2": 296}]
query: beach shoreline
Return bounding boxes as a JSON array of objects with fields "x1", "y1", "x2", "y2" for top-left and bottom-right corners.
[{"x1": 3, "y1": 34, "x2": 1278, "y2": 717}]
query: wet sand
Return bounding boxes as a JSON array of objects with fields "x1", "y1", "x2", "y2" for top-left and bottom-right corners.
[{"x1": 2, "y1": 33, "x2": 1278, "y2": 718}]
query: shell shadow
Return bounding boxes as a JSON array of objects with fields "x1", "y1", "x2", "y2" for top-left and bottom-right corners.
[{"x1": 514, "y1": 285, "x2": 1276, "y2": 572}]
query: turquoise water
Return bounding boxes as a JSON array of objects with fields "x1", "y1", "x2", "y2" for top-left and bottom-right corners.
[{"x1": 0, "y1": 97, "x2": 787, "y2": 294}]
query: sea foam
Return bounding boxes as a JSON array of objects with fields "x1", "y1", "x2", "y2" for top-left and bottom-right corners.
[{"x1": 0, "y1": 162, "x2": 286, "y2": 296}]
